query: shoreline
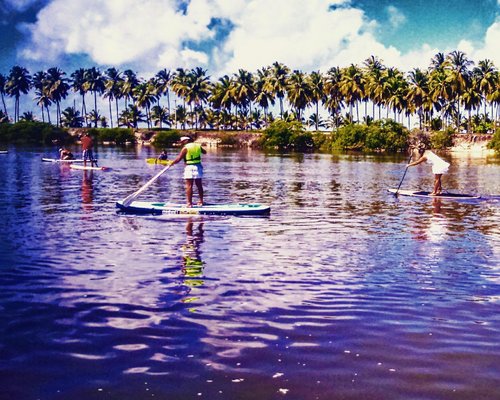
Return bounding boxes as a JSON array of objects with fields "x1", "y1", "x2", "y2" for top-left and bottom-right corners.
[{"x1": 66, "y1": 128, "x2": 496, "y2": 155}]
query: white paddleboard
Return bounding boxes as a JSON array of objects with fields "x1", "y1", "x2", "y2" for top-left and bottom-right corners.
[
  {"x1": 42, "y1": 158, "x2": 84, "y2": 163},
  {"x1": 70, "y1": 164, "x2": 110, "y2": 171},
  {"x1": 388, "y1": 189, "x2": 481, "y2": 200}
]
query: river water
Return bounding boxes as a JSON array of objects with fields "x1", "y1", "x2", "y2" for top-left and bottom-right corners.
[{"x1": 0, "y1": 146, "x2": 499, "y2": 400}]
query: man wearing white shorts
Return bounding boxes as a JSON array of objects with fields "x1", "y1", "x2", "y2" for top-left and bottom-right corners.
[
  {"x1": 171, "y1": 136, "x2": 207, "y2": 207},
  {"x1": 407, "y1": 144, "x2": 450, "y2": 195}
]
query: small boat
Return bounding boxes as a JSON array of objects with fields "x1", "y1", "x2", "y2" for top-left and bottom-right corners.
[
  {"x1": 146, "y1": 158, "x2": 172, "y2": 165},
  {"x1": 388, "y1": 189, "x2": 481, "y2": 200},
  {"x1": 70, "y1": 164, "x2": 110, "y2": 171},
  {"x1": 42, "y1": 158, "x2": 84, "y2": 163},
  {"x1": 0, "y1": 150, "x2": 8, "y2": 154},
  {"x1": 116, "y1": 200, "x2": 271, "y2": 216}
]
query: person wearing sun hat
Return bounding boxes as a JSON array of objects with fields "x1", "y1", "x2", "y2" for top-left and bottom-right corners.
[{"x1": 171, "y1": 135, "x2": 207, "y2": 207}]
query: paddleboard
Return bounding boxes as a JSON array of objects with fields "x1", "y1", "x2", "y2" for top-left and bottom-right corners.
[
  {"x1": 0, "y1": 151, "x2": 8, "y2": 154},
  {"x1": 116, "y1": 200, "x2": 271, "y2": 216},
  {"x1": 42, "y1": 158, "x2": 84, "y2": 163},
  {"x1": 70, "y1": 164, "x2": 110, "y2": 171},
  {"x1": 388, "y1": 189, "x2": 481, "y2": 200},
  {"x1": 146, "y1": 158, "x2": 172, "y2": 165}
]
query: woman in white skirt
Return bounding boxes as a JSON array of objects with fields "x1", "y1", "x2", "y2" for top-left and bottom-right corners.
[{"x1": 407, "y1": 144, "x2": 450, "y2": 195}]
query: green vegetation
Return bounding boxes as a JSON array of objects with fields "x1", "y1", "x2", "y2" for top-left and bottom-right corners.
[
  {"x1": 151, "y1": 129, "x2": 181, "y2": 148},
  {"x1": 88, "y1": 127, "x2": 135, "y2": 145},
  {"x1": 217, "y1": 132, "x2": 240, "y2": 146},
  {"x1": 430, "y1": 127, "x2": 454, "y2": 149},
  {"x1": 260, "y1": 120, "x2": 314, "y2": 151},
  {"x1": 331, "y1": 120, "x2": 409, "y2": 152},
  {"x1": 487, "y1": 129, "x2": 500, "y2": 153},
  {"x1": 0, "y1": 121, "x2": 72, "y2": 144}
]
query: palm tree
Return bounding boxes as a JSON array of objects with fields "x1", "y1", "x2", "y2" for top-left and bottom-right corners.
[
  {"x1": 118, "y1": 104, "x2": 144, "y2": 128},
  {"x1": 45, "y1": 67, "x2": 70, "y2": 126},
  {"x1": 104, "y1": 67, "x2": 123, "y2": 128},
  {"x1": 20, "y1": 111, "x2": 35, "y2": 121},
  {"x1": 265, "y1": 62, "x2": 290, "y2": 117},
  {"x1": 339, "y1": 64, "x2": 364, "y2": 122},
  {"x1": 232, "y1": 69, "x2": 255, "y2": 129},
  {"x1": 121, "y1": 69, "x2": 140, "y2": 110},
  {"x1": 461, "y1": 79, "x2": 482, "y2": 133},
  {"x1": 286, "y1": 70, "x2": 312, "y2": 120},
  {"x1": 210, "y1": 75, "x2": 235, "y2": 116},
  {"x1": 407, "y1": 68, "x2": 430, "y2": 128},
  {"x1": 154, "y1": 69, "x2": 172, "y2": 113},
  {"x1": 5, "y1": 66, "x2": 31, "y2": 122},
  {"x1": 70, "y1": 68, "x2": 89, "y2": 126},
  {"x1": 446, "y1": 50, "x2": 473, "y2": 129},
  {"x1": 32, "y1": 71, "x2": 51, "y2": 123},
  {"x1": 254, "y1": 67, "x2": 275, "y2": 122},
  {"x1": 184, "y1": 67, "x2": 212, "y2": 129},
  {"x1": 473, "y1": 59, "x2": 498, "y2": 118},
  {"x1": 324, "y1": 66, "x2": 344, "y2": 127},
  {"x1": 133, "y1": 80, "x2": 158, "y2": 128},
  {"x1": 150, "y1": 105, "x2": 170, "y2": 128},
  {"x1": 61, "y1": 106, "x2": 84, "y2": 127},
  {"x1": 84, "y1": 67, "x2": 106, "y2": 127},
  {"x1": 363, "y1": 56, "x2": 386, "y2": 119},
  {"x1": 308, "y1": 71, "x2": 324, "y2": 130},
  {"x1": 0, "y1": 73, "x2": 8, "y2": 118},
  {"x1": 171, "y1": 68, "x2": 190, "y2": 128}
]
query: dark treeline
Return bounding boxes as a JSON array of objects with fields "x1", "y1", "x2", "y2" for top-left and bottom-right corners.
[{"x1": 0, "y1": 51, "x2": 499, "y2": 134}]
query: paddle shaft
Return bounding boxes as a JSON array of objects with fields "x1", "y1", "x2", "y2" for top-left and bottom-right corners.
[
  {"x1": 394, "y1": 154, "x2": 413, "y2": 196},
  {"x1": 122, "y1": 164, "x2": 173, "y2": 207}
]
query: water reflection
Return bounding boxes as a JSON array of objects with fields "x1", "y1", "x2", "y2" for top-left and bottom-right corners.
[
  {"x1": 180, "y1": 219, "x2": 205, "y2": 309},
  {"x1": 81, "y1": 170, "x2": 94, "y2": 210}
]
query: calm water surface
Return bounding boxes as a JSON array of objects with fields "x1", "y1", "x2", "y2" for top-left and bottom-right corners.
[{"x1": 0, "y1": 146, "x2": 499, "y2": 400}]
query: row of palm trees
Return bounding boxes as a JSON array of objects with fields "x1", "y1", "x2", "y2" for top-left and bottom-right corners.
[{"x1": 0, "y1": 50, "x2": 499, "y2": 132}]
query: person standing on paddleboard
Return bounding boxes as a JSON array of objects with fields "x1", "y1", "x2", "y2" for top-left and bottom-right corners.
[
  {"x1": 171, "y1": 136, "x2": 206, "y2": 208},
  {"x1": 407, "y1": 144, "x2": 450, "y2": 195},
  {"x1": 81, "y1": 132, "x2": 97, "y2": 167}
]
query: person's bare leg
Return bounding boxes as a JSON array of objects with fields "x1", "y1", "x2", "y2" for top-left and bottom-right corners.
[
  {"x1": 431, "y1": 174, "x2": 442, "y2": 195},
  {"x1": 436, "y1": 174, "x2": 442, "y2": 194},
  {"x1": 195, "y1": 179, "x2": 204, "y2": 206},
  {"x1": 185, "y1": 179, "x2": 194, "y2": 207}
]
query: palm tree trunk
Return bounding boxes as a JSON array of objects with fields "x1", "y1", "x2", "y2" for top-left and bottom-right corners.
[
  {"x1": 109, "y1": 100, "x2": 113, "y2": 128},
  {"x1": 94, "y1": 91, "x2": 98, "y2": 127},
  {"x1": 0, "y1": 94, "x2": 7, "y2": 116}
]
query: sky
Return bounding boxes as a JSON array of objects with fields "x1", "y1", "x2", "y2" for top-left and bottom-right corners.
[{"x1": 1, "y1": 0, "x2": 499, "y2": 79}]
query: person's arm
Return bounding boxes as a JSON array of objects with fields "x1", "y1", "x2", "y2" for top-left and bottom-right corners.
[
  {"x1": 171, "y1": 148, "x2": 187, "y2": 165},
  {"x1": 408, "y1": 155, "x2": 427, "y2": 167},
  {"x1": 201, "y1": 146, "x2": 207, "y2": 155}
]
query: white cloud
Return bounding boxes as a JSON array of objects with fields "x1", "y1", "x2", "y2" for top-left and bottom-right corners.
[
  {"x1": 18, "y1": 0, "x2": 500, "y2": 79},
  {"x1": 386, "y1": 5, "x2": 406, "y2": 29}
]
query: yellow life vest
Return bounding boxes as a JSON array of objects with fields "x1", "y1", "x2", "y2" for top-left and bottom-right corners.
[{"x1": 184, "y1": 142, "x2": 202, "y2": 165}]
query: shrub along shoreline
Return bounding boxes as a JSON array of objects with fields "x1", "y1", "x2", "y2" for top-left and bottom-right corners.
[{"x1": 0, "y1": 120, "x2": 497, "y2": 154}]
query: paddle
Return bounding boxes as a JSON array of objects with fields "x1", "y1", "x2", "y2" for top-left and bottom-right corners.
[
  {"x1": 394, "y1": 153, "x2": 413, "y2": 196},
  {"x1": 121, "y1": 164, "x2": 173, "y2": 207}
]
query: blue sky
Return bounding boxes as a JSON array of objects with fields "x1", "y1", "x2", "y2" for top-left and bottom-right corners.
[{"x1": 1, "y1": 0, "x2": 499, "y2": 77}]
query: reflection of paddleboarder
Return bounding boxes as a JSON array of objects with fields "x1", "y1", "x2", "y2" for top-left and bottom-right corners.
[
  {"x1": 82, "y1": 170, "x2": 93, "y2": 207},
  {"x1": 182, "y1": 220, "x2": 204, "y2": 270}
]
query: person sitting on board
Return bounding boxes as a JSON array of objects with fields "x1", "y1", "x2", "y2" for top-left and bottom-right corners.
[
  {"x1": 80, "y1": 132, "x2": 97, "y2": 167},
  {"x1": 59, "y1": 147, "x2": 75, "y2": 160},
  {"x1": 171, "y1": 136, "x2": 206, "y2": 208},
  {"x1": 156, "y1": 149, "x2": 168, "y2": 163},
  {"x1": 407, "y1": 144, "x2": 450, "y2": 195}
]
